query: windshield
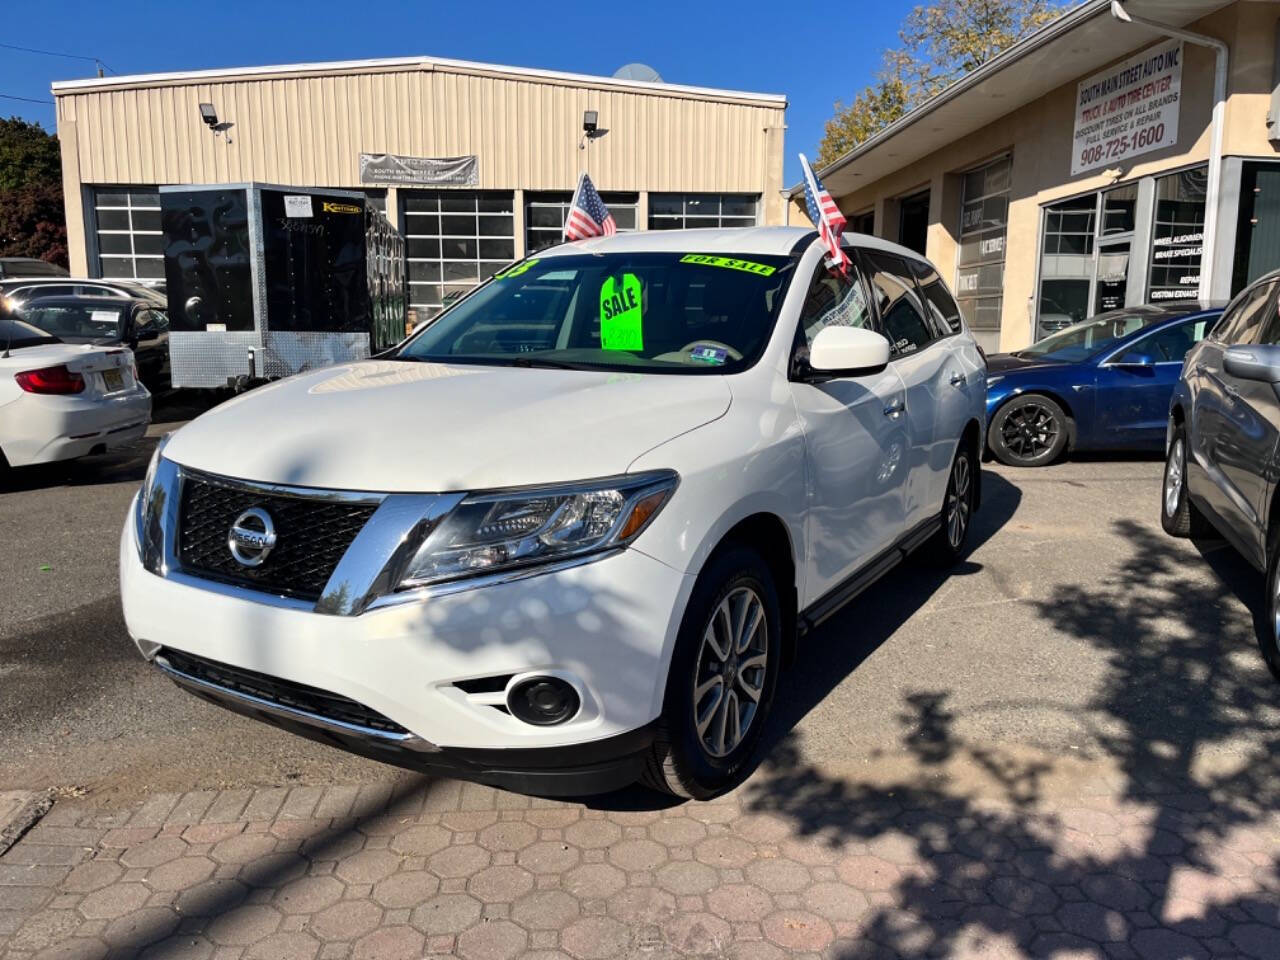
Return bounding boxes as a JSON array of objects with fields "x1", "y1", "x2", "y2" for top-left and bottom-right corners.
[
  {"x1": 0, "y1": 315, "x2": 62, "y2": 350},
  {"x1": 398, "y1": 252, "x2": 797, "y2": 374},
  {"x1": 18, "y1": 303, "x2": 124, "y2": 340},
  {"x1": 1018, "y1": 309, "x2": 1160, "y2": 363}
]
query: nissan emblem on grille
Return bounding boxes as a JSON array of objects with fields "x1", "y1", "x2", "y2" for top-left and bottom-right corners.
[{"x1": 228, "y1": 508, "x2": 277, "y2": 567}]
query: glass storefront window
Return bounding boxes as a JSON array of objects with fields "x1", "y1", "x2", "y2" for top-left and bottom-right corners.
[
  {"x1": 955, "y1": 156, "x2": 1011, "y2": 349},
  {"x1": 1148, "y1": 166, "x2": 1207, "y2": 304},
  {"x1": 523, "y1": 192, "x2": 638, "y2": 254}
]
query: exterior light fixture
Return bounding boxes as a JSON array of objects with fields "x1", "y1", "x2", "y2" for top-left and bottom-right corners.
[
  {"x1": 198, "y1": 103, "x2": 218, "y2": 128},
  {"x1": 582, "y1": 110, "x2": 598, "y2": 135}
]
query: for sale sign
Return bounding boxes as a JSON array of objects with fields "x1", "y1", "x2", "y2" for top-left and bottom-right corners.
[{"x1": 1071, "y1": 41, "x2": 1182, "y2": 176}]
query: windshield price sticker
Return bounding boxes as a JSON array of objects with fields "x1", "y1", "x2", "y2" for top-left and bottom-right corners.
[
  {"x1": 600, "y1": 274, "x2": 643, "y2": 351},
  {"x1": 679, "y1": 254, "x2": 776, "y2": 276},
  {"x1": 494, "y1": 259, "x2": 539, "y2": 280}
]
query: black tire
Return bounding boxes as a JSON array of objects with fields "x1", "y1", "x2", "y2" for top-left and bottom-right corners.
[
  {"x1": 643, "y1": 545, "x2": 782, "y2": 799},
  {"x1": 926, "y1": 442, "x2": 977, "y2": 564},
  {"x1": 1160, "y1": 423, "x2": 1210, "y2": 538},
  {"x1": 988, "y1": 394, "x2": 1070, "y2": 467},
  {"x1": 1262, "y1": 544, "x2": 1280, "y2": 683}
]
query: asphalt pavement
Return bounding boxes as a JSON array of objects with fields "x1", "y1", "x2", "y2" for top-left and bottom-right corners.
[{"x1": 1, "y1": 398, "x2": 1278, "y2": 814}]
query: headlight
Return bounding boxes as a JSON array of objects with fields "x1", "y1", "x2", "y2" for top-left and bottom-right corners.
[
  {"x1": 397, "y1": 471, "x2": 678, "y2": 589},
  {"x1": 135, "y1": 433, "x2": 170, "y2": 561}
]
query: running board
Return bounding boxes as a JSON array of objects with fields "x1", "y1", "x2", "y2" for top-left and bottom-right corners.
[{"x1": 797, "y1": 515, "x2": 942, "y2": 636}]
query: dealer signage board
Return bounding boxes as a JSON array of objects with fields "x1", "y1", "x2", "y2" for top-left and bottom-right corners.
[
  {"x1": 1071, "y1": 40, "x2": 1182, "y2": 176},
  {"x1": 359, "y1": 153, "x2": 478, "y2": 186}
]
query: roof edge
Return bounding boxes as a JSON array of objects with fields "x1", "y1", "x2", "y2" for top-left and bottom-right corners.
[
  {"x1": 786, "y1": 0, "x2": 1110, "y2": 197},
  {"x1": 50, "y1": 54, "x2": 788, "y2": 107}
]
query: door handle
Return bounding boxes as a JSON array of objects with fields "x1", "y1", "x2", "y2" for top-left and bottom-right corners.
[
  {"x1": 883, "y1": 399, "x2": 905, "y2": 418},
  {"x1": 949, "y1": 372, "x2": 966, "y2": 387}
]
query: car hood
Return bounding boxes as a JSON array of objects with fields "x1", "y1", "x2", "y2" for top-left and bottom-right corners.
[
  {"x1": 985, "y1": 352, "x2": 1068, "y2": 376},
  {"x1": 163, "y1": 359, "x2": 733, "y2": 492}
]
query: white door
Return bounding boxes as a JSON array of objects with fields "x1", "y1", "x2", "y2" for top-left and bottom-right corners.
[
  {"x1": 788, "y1": 254, "x2": 909, "y2": 607},
  {"x1": 861, "y1": 249, "x2": 972, "y2": 530}
]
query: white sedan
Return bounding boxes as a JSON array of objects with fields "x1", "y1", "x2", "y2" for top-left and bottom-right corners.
[{"x1": 0, "y1": 314, "x2": 151, "y2": 469}]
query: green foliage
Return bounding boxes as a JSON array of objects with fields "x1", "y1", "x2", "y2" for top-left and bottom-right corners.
[
  {"x1": 817, "y1": 0, "x2": 1064, "y2": 167},
  {"x1": 0, "y1": 117, "x2": 67, "y2": 266}
]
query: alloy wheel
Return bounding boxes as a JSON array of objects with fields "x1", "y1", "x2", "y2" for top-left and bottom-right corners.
[
  {"x1": 692, "y1": 586, "x2": 768, "y2": 759},
  {"x1": 946, "y1": 453, "x2": 972, "y2": 548},
  {"x1": 1001, "y1": 402, "x2": 1059, "y2": 461},
  {"x1": 1164, "y1": 438, "x2": 1185, "y2": 519}
]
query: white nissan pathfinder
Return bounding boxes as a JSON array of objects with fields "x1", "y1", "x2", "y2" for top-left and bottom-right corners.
[{"x1": 121, "y1": 227, "x2": 986, "y2": 798}]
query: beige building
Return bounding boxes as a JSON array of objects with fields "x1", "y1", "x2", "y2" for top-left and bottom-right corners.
[
  {"x1": 789, "y1": 0, "x2": 1280, "y2": 352},
  {"x1": 51, "y1": 56, "x2": 786, "y2": 318}
]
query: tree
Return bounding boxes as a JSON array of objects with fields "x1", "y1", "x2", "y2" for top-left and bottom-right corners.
[
  {"x1": 817, "y1": 0, "x2": 1064, "y2": 166},
  {"x1": 0, "y1": 117, "x2": 67, "y2": 267}
]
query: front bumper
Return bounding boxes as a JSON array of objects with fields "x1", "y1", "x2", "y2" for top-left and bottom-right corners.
[{"x1": 120, "y1": 505, "x2": 693, "y2": 792}]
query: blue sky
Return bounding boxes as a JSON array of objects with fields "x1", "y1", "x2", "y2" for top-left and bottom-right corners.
[{"x1": 0, "y1": 0, "x2": 909, "y2": 187}]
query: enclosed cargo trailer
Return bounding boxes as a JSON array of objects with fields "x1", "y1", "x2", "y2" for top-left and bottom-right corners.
[{"x1": 161, "y1": 184, "x2": 405, "y2": 388}]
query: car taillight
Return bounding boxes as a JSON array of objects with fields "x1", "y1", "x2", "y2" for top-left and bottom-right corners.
[{"x1": 15, "y1": 364, "x2": 86, "y2": 395}]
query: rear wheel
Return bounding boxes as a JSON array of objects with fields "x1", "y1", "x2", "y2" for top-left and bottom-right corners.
[
  {"x1": 643, "y1": 546, "x2": 781, "y2": 799},
  {"x1": 1160, "y1": 424, "x2": 1209, "y2": 538},
  {"x1": 927, "y1": 443, "x2": 976, "y2": 564},
  {"x1": 988, "y1": 395, "x2": 1069, "y2": 467}
]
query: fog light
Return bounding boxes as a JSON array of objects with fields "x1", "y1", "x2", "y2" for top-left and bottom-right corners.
[{"x1": 507, "y1": 676, "x2": 580, "y2": 726}]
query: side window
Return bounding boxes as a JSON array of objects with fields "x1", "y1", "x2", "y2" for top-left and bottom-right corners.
[
  {"x1": 1214, "y1": 284, "x2": 1272, "y2": 345},
  {"x1": 861, "y1": 251, "x2": 935, "y2": 357},
  {"x1": 796, "y1": 260, "x2": 874, "y2": 348},
  {"x1": 1255, "y1": 290, "x2": 1280, "y2": 345},
  {"x1": 909, "y1": 260, "x2": 963, "y2": 336},
  {"x1": 1123, "y1": 317, "x2": 1213, "y2": 363}
]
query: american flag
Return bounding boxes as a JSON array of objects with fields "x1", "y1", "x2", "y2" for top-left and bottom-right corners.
[
  {"x1": 564, "y1": 172, "x2": 616, "y2": 241},
  {"x1": 799, "y1": 153, "x2": 850, "y2": 273}
]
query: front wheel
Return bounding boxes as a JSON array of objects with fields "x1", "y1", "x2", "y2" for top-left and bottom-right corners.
[
  {"x1": 1261, "y1": 545, "x2": 1280, "y2": 683},
  {"x1": 988, "y1": 395, "x2": 1069, "y2": 467},
  {"x1": 643, "y1": 546, "x2": 781, "y2": 799}
]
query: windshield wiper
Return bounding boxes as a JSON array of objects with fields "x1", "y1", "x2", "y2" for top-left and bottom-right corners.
[{"x1": 507, "y1": 356, "x2": 586, "y2": 370}]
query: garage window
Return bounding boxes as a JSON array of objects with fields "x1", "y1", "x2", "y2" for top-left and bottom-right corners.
[
  {"x1": 91, "y1": 188, "x2": 163, "y2": 280},
  {"x1": 648, "y1": 194, "x2": 758, "y2": 230},
  {"x1": 955, "y1": 156, "x2": 1010, "y2": 350},
  {"x1": 524, "y1": 192, "x2": 639, "y2": 254},
  {"x1": 402, "y1": 191, "x2": 515, "y2": 319}
]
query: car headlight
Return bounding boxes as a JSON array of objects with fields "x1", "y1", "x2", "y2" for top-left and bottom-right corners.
[
  {"x1": 397, "y1": 471, "x2": 678, "y2": 589},
  {"x1": 135, "y1": 433, "x2": 171, "y2": 561}
]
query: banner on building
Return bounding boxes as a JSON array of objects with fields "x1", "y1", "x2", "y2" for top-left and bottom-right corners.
[
  {"x1": 359, "y1": 153, "x2": 478, "y2": 186},
  {"x1": 1071, "y1": 40, "x2": 1182, "y2": 176}
]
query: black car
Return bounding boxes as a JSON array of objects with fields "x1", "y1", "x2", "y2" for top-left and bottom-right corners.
[
  {"x1": 14, "y1": 296, "x2": 170, "y2": 392},
  {"x1": 1164, "y1": 270, "x2": 1280, "y2": 680}
]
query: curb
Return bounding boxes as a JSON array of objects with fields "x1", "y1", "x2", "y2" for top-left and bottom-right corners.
[{"x1": 0, "y1": 789, "x2": 54, "y2": 857}]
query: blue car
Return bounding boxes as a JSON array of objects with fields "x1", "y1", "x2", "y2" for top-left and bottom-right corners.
[{"x1": 984, "y1": 303, "x2": 1223, "y2": 466}]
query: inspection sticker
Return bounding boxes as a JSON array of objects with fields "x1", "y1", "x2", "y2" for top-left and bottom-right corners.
[
  {"x1": 679, "y1": 254, "x2": 776, "y2": 276},
  {"x1": 690, "y1": 344, "x2": 728, "y2": 365},
  {"x1": 600, "y1": 273, "x2": 643, "y2": 351},
  {"x1": 494, "y1": 259, "x2": 539, "y2": 280}
]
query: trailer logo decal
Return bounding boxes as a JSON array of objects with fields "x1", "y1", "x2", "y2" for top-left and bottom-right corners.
[{"x1": 322, "y1": 201, "x2": 361, "y2": 215}]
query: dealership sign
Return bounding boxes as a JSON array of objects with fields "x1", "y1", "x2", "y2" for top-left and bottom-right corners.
[
  {"x1": 1071, "y1": 41, "x2": 1182, "y2": 176},
  {"x1": 359, "y1": 153, "x2": 478, "y2": 186}
]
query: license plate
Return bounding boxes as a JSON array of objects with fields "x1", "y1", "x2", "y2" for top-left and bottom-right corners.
[{"x1": 102, "y1": 368, "x2": 124, "y2": 392}]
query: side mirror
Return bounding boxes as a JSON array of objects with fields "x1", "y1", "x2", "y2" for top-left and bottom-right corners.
[
  {"x1": 806, "y1": 326, "x2": 892, "y2": 378},
  {"x1": 1224, "y1": 344, "x2": 1280, "y2": 383}
]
